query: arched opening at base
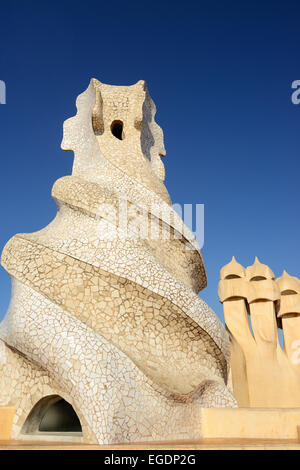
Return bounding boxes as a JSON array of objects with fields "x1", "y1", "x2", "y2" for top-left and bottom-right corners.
[{"x1": 21, "y1": 395, "x2": 82, "y2": 440}]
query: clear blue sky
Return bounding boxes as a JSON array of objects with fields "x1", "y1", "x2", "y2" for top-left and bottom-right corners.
[{"x1": 0, "y1": 0, "x2": 299, "y2": 326}]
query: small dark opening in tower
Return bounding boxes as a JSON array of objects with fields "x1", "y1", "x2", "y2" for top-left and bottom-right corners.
[{"x1": 111, "y1": 120, "x2": 124, "y2": 140}]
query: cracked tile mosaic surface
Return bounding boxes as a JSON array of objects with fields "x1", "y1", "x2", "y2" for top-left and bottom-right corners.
[{"x1": 0, "y1": 79, "x2": 236, "y2": 444}]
